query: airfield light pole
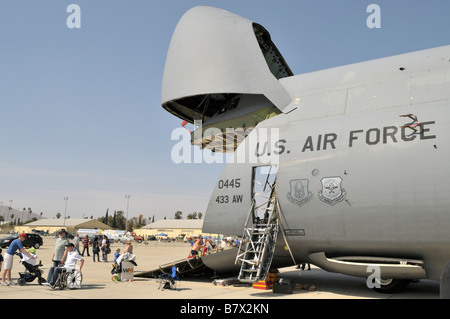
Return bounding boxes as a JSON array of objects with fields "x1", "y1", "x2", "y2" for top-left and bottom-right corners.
[
  {"x1": 64, "y1": 197, "x2": 69, "y2": 228},
  {"x1": 125, "y1": 195, "x2": 130, "y2": 233}
]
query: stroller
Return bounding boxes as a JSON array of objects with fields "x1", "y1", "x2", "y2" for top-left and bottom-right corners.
[{"x1": 15, "y1": 249, "x2": 46, "y2": 286}]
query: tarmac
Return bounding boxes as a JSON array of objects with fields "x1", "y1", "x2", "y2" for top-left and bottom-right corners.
[{"x1": 0, "y1": 237, "x2": 440, "y2": 303}]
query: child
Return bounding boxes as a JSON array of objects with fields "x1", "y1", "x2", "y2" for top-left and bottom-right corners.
[
  {"x1": 114, "y1": 248, "x2": 120, "y2": 264},
  {"x1": 22, "y1": 247, "x2": 38, "y2": 266}
]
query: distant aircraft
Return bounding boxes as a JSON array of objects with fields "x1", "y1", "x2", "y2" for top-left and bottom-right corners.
[{"x1": 161, "y1": 6, "x2": 450, "y2": 296}]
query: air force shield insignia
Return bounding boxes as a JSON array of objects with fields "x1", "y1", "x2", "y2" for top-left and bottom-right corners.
[
  {"x1": 318, "y1": 177, "x2": 346, "y2": 206},
  {"x1": 288, "y1": 179, "x2": 312, "y2": 207}
]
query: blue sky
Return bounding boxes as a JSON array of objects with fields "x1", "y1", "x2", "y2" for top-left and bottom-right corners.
[{"x1": 0, "y1": 0, "x2": 449, "y2": 221}]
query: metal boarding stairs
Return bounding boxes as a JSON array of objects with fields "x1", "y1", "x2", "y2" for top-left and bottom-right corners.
[{"x1": 235, "y1": 194, "x2": 279, "y2": 283}]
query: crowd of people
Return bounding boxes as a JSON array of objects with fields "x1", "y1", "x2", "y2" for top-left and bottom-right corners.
[
  {"x1": 188, "y1": 236, "x2": 239, "y2": 257},
  {"x1": 0, "y1": 229, "x2": 135, "y2": 287},
  {"x1": 0, "y1": 230, "x2": 239, "y2": 287},
  {"x1": 54, "y1": 230, "x2": 113, "y2": 264}
]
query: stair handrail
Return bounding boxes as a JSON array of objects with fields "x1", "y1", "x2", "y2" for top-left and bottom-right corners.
[{"x1": 235, "y1": 199, "x2": 256, "y2": 265}]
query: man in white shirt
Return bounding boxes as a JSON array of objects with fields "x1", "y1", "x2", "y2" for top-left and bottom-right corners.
[{"x1": 45, "y1": 243, "x2": 84, "y2": 288}]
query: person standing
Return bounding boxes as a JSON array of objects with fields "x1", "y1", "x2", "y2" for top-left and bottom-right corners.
[
  {"x1": 1, "y1": 233, "x2": 35, "y2": 286},
  {"x1": 100, "y1": 235, "x2": 110, "y2": 262},
  {"x1": 204, "y1": 238, "x2": 213, "y2": 254},
  {"x1": 81, "y1": 235, "x2": 90, "y2": 257},
  {"x1": 221, "y1": 238, "x2": 228, "y2": 249},
  {"x1": 47, "y1": 229, "x2": 70, "y2": 283},
  {"x1": 92, "y1": 237, "x2": 100, "y2": 262},
  {"x1": 73, "y1": 233, "x2": 81, "y2": 254}
]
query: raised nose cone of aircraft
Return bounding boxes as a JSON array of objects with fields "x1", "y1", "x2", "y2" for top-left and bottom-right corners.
[{"x1": 161, "y1": 6, "x2": 293, "y2": 123}]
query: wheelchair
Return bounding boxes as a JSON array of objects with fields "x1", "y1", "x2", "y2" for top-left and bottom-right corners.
[
  {"x1": 52, "y1": 266, "x2": 83, "y2": 290},
  {"x1": 158, "y1": 266, "x2": 179, "y2": 291}
]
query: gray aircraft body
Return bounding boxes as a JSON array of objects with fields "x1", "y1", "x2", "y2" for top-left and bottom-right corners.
[{"x1": 162, "y1": 6, "x2": 450, "y2": 293}]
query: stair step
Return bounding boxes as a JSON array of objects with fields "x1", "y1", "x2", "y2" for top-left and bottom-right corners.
[{"x1": 237, "y1": 200, "x2": 279, "y2": 283}]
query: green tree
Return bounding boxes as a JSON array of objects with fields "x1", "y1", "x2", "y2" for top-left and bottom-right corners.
[
  {"x1": 127, "y1": 215, "x2": 147, "y2": 230},
  {"x1": 99, "y1": 210, "x2": 126, "y2": 230},
  {"x1": 112, "y1": 210, "x2": 117, "y2": 228},
  {"x1": 105, "y1": 209, "x2": 109, "y2": 226},
  {"x1": 187, "y1": 212, "x2": 198, "y2": 219},
  {"x1": 174, "y1": 211, "x2": 182, "y2": 219}
]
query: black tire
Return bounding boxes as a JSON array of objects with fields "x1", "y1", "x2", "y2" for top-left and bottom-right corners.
[
  {"x1": 34, "y1": 242, "x2": 40, "y2": 249},
  {"x1": 38, "y1": 277, "x2": 46, "y2": 285},
  {"x1": 373, "y1": 278, "x2": 411, "y2": 293},
  {"x1": 18, "y1": 278, "x2": 26, "y2": 286}
]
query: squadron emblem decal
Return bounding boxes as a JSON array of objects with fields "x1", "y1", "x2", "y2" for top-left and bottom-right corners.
[
  {"x1": 288, "y1": 179, "x2": 312, "y2": 207},
  {"x1": 318, "y1": 177, "x2": 346, "y2": 206}
]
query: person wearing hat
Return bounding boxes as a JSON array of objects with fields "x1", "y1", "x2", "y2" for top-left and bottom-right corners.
[
  {"x1": 47, "y1": 229, "x2": 70, "y2": 283},
  {"x1": 1, "y1": 233, "x2": 35, "y2": 286},
  {"x1": 45, "y1": 243, "x2": 84, "y2": 288}
]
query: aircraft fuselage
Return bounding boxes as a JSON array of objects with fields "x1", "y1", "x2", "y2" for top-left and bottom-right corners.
[
  {"x1": 203, "y1": 45, "x2": 450, "y2": 281},
  {"x1": 161, "y1": 6, "x2": 450, "y2": 282}
]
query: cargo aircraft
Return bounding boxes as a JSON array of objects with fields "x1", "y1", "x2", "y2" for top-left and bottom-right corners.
[{"x1": 161, "y1": 6, "x2": 450, "y2": 295}]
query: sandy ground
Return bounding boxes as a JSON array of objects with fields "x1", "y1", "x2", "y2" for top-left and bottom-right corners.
[{"x1": 0, "y1": 237, "x2": 440, "y2": 303}]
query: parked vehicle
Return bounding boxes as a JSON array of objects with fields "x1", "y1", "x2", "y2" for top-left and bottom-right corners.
[
  {"x1": 133, "y1": 234, "x2": 144, "y2": 243},
  {"x1": 118, "y1": 236, "x2": 135, "y2": 244},
  {"x1": 31, "y1": 229, "x2": 49, "y2": 236},
  {"x1": 0, "y1": 233, "x2": 43, "y2": 249},
  {"x1": 117, "y1": 232, "x2": 144, "y2": 243}
]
